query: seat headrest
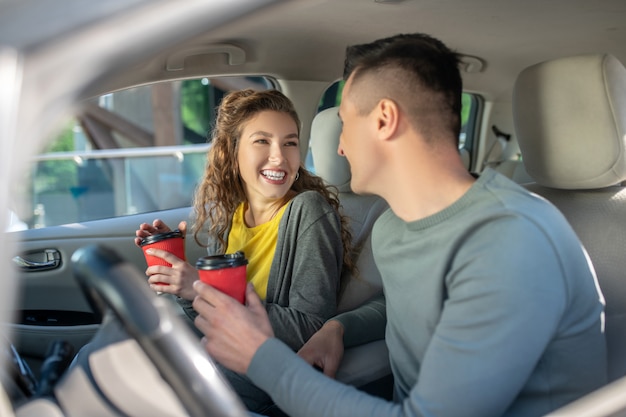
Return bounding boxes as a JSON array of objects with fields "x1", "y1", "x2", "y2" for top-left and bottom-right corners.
[
  {"x1": 513, "y1": 54, "x2": 626, "y2": 189},
  {"x1": 309, "y1": 106, "x2": 352, "y2": 192}
]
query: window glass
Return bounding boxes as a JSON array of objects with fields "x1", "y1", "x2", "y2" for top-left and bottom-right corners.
[
  {"x1": 458, "y1": 93, "x2": 481, "y2": 164},
  {"x1": 19, "y1": 76, "x2": 274, "y2": 229},
  {"x1": 307, "y1": 80, "x2": 481, "y2": 174},
  {"x1": 317, "y1": 80, "x2": 344, "y2": 112}
]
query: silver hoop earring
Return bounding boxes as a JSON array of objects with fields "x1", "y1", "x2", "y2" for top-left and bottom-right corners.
[{"x1": 295, "y1": 172, "x2": 300, "y2": 181}]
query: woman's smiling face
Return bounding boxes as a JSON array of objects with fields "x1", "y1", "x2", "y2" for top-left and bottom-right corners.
[{"x1": 237, "y1": 110, "x2": 301, "y2": 204}]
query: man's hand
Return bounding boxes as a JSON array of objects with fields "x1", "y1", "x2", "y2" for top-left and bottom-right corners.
[
  {"x1": 193, "y1": 282, "x2": 274, "y2": 374},
  {"x1": 297, "y1": 320, "x2": 345, "y2": 378}
]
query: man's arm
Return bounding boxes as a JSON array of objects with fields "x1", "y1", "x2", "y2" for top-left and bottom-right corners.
[
  {"x1": 334, "y1": 293, "x2": 386, "y2": 347},
  {"x1": 297, "y1": 319, "x2": 345, "y2": 378},
  {"x1": 298, "y1": 294, "x2": 386, "y2": 377},
  {"x1": 252, "y1": 338, "x2": 401, "y2": 417},
  {"x1": 193, "y1": 281, "x2": 400, "y2": 417},
  {"x1": 248, "y1": 223, "x2": 570, "y2": 417}
]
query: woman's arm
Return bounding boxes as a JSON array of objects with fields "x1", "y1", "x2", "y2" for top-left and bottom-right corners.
[{"x1": 265, "y1": 191, "x2": 343, "y2": 350}]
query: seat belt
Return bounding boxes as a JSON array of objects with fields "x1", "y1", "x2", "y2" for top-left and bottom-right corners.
[{"x1": 482, "y1": 125, "x2": 512, "y2": 170}]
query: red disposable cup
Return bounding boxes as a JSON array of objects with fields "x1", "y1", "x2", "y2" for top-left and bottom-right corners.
[
  {"x1": 140, "y1": 230, "x2": 185, "y2": 285},
  {"x1": 196, "y1": 251, "x2": 248, "y2": 304}
]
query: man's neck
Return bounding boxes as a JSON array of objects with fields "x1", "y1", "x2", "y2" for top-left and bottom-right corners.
[{"x1": 377, "y1": 147, "x2": 476, "y2": 223}]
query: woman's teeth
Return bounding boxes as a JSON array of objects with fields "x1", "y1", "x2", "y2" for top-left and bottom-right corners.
[{"x1": 262, "y1": 170, "x2": 286, "y2": 180}]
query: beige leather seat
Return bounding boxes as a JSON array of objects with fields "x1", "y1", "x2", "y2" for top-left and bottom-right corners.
[
  {"x1": 514, "y1": 53, "x2": 626, "y2": 382},
  {"x1": 494, "y1": 159, "x2": 533, "y2": 184},
  {"x1": 308, "y1": 106, "x2": 391, "y2": 389}
]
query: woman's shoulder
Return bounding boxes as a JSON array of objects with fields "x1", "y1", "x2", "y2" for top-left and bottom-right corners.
[
  {"x1": 290, "y1": 190, "x2": 334, "y2": 213},
  {"x1": 281, "y1": 191, "x2": 341, "y2": 232},
  {"x1": 291, "y1": 190, "x2": 336, "y2": 217}
]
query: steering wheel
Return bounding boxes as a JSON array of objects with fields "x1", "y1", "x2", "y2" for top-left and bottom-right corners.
[{"x1": 71, "y1": 244, "x2": 249, "y2": 417}]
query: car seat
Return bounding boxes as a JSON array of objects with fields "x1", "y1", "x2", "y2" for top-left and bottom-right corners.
[
  {"x1": 513, "y1": 53, "x2": 626, "y2": 382},
  {"x1": 308, "y1": 106, "x2": 391, "y2": 389}
]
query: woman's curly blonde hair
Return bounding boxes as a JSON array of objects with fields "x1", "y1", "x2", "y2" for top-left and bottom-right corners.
[{"x1": 191, "y1": 89, "x2": 353, "y2": 273}]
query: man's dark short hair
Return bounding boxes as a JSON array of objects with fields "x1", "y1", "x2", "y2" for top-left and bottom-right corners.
[{"x1": 343, "y1": 33, "x2": 463, "y2": 139}]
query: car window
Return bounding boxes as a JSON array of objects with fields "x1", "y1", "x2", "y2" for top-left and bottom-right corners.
[
  {"x1": 458, "y1": 92, "x2": 481, "y2": 168},
  {"x1": 19, "y1": 76, "x2": 274, "y2": 229},
  {"x1": 306, "y1": 80, "x2": 481, "y2": 173}
]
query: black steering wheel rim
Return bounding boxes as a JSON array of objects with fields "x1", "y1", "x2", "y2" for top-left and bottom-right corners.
[{"x1": 71, "y1": 244, "x2": 248, "y2": 417}]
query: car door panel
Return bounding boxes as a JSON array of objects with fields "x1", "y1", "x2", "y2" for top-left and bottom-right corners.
[{"x1": 5, "y1": 206, "x2": 206, "y2": 374}]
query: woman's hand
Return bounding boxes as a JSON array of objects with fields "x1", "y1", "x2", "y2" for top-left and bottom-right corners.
[
  {"x1": 134, "y1": 219, "x2": 187, "y2": 247},
  {"x1": 135, "y1": 219, "x2": 196, "y2": 299},
  {"x1": 144, "y1": 248, "x2": 199, "y2": 300}
]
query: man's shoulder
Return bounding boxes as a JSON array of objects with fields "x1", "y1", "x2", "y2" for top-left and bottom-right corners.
[
  {"x1": 371, "y1": 207, "x2": 401, "y2": 241},
  {"x1": 375, "y1": 207, "x2": 396, "y2": 224},
  {"x1": 476, "y1": 169, "x2": 563, "y2": 221}
]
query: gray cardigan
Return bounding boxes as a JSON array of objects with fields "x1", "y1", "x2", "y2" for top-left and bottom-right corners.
[{"x1": 178, "y1": 190, "x2": 343, "y2": 350}]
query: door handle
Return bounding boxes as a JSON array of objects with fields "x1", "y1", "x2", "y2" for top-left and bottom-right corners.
[{"x1": 13, "y1": 249, "x2": 62, "y2": 272}]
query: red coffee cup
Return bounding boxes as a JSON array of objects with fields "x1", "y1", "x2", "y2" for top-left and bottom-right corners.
[
  {"x1": 140, "y1": 230, "x2": 186, "y2": 285},
  {"x1": 196, "y1": 251, "x2": 248, "y2": 304}
]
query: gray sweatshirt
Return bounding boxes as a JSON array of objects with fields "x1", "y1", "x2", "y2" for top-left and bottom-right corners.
[{"x1": 246, "y1": 169, "x2": 607, "y2": 417}]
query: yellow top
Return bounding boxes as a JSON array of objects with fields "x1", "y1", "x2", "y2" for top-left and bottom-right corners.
[{"x1": 226, "y1": 201, "x2": 290, "y2": 300}]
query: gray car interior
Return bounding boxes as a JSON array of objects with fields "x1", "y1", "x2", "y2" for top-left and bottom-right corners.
[
  {"x1": 5, "y1": 2, "x2": 626, "y2": 409},
  {"x1": 25, "y1": 56, "x2": 626, "y2": 414}
]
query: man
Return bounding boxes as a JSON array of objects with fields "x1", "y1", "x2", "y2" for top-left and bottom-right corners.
[{"x1": 192, "y1": 33, "x2": 607, "y2": 417}]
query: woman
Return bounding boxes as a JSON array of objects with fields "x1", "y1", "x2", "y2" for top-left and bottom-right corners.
[{"x1": 135, "y1": 89, "x2": 352, "y2": 412}]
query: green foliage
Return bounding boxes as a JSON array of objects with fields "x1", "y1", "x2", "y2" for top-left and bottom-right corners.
[
  {"x1": 461, "y1": 93, "x2": 472, "y2": 127},
  {"x1": 45, "y1": 122, "x2": 75, "y2": 152},
  {"x1": 37, "y1": 123, "x2": 78, "y2": 193},
  {"x1": 34, "y1": 160, "x2": 77, "y2": 194},
  {"x1": 335, "y1": 81, "x2": 345, "y2": 105},
  {"x1": 181, "y1": 79, "x2": 211, "y2": 140}
]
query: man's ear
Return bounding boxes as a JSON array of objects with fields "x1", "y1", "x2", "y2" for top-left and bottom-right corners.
[{"x1": 375, "y1": 98, "x2": 400, "y2": 141}]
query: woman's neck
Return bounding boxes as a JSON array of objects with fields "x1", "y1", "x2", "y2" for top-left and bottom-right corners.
[{"x1": 244, "y1": 191, "x2": 295, "y2": 227}]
